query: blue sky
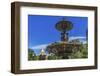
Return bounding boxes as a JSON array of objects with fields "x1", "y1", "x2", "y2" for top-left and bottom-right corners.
[{"x1": 28, "y1": 15, "x2": 88, "y2": 54}]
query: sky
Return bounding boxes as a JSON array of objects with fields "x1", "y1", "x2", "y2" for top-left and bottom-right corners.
[{"x1": 28, "y1": 15, "x2": 88, "y2": 54}]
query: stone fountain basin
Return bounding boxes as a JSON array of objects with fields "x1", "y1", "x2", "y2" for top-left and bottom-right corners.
[{"x1": 46, "y1": 41, "x2": 82, "y2": 56}]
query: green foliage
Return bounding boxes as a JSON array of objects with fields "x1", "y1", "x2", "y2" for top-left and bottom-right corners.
[
  {"x1": 47, "y1": 54, "x2": 62, "y2": 60},
  {"x1": 80, "y1": 44, "x2": 88, "y2": 58},
  {"x1": 28, "y1": 48, "x2": 38, "y2": 60},
  {"x1": 47, "y1": 54, "x2": 57, "y2": 60},
  {"x1": 70, "y1": 44, "x2": 88, "y2": 59}
]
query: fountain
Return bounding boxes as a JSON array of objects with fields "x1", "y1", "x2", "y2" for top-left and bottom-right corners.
[{"x1": 46, "y1": 18, "x2": 82, "y2": 59}]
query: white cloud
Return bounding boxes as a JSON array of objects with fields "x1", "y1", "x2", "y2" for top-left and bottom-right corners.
[
  {"x1": 69, "y1": 36, "x2": 87, "y2": 44},
  {"x1": 31, "y1": 43, "x2": 50, "y2": 50},
  {"x1": 30, "y1": 36, "x2": 87, "y2": 50},
  {"x1": 69, "y1": 36, "x2": 86, "y2": 41}
]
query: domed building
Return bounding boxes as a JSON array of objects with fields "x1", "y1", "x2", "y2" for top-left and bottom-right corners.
[{"x1": 39, "y1": 49, "x2": 46, "y2": 60}]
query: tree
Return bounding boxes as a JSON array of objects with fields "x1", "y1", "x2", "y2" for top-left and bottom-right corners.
[
  {"x1": 28, "y1": 48, "x2": 37, "y2": 60},
  {"x1": 81, "y1": 44, "x2": 88, "y2": 58},
  {"x1": 70, "y1": 43, "x2": 88, "y2": 59},
  {"x1": 47, "y1": 53, "x2": 58, "y2": 60},
  {"x1": 69, "y1": 39, "x2": 88, "y2": 59}
]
